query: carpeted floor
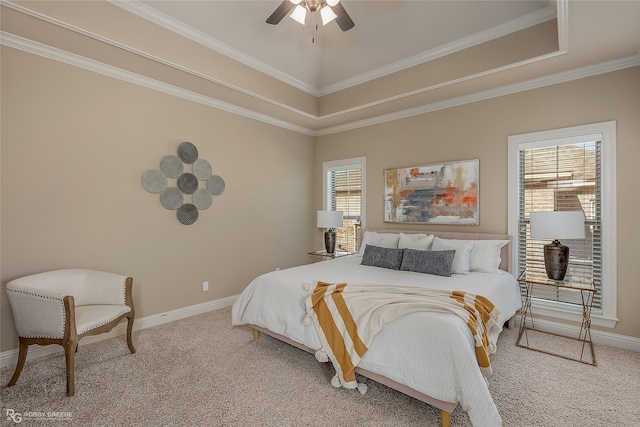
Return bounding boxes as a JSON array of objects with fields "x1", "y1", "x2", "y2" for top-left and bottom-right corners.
[{"x1": 1, "y1": 307, "x2": 639, "y2": 426}]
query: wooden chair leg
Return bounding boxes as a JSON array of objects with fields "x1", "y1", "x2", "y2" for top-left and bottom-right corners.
[
  {"x1": 6, "y1": 340, "x2": 29, "y2": 387},
  {"x1": 126, "y1": 315, "x2": 136, "y2": 354},
  {"x1": 64, "y1": 341, "x2": 77, "y2": 397}
]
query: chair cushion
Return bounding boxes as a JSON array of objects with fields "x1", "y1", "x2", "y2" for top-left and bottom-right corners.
[{"x1": 75, "y1": 305, "x2": 131, "y2": 335}]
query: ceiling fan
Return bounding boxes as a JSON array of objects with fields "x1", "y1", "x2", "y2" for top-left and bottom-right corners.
[{"x1": 266, "y1": 0, "x2": 355, "y2": 31}]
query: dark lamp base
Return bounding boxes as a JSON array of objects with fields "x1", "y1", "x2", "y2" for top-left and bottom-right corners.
[
  {"x1": 324, "y1": 231, "x2": 336, "y2": 254},
  {"x1": 544, "y1": 240, "x2": 570, "y2": 281}
]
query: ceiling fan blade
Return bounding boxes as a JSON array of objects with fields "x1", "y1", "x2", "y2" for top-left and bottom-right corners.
[
  {"x1": 266, "y1": 1, "x2": 296, "y2": 25},
  {"x1": 331, "y1": 2, "x2": 355, "y2": 31}
]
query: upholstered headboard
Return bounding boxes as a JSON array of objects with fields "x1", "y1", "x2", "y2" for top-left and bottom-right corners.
[{"x1": 356, "y1": 228, "x2": 512, "y2": 274}]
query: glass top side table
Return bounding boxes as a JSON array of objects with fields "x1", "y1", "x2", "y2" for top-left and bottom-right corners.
[
  {"x1": 307, "y1": 250, "x2": 356, "y2": 262},
  {"x1": 516, "y1": 270, "x2": 597, "y2": 366}
]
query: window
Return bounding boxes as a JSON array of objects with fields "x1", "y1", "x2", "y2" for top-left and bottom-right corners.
[
  {"x1": 323, "y1": 157, "x2": 366, "y2": 252},
  {"x1": 508, "y1": 121, "x2": 617, "y2": 328}
]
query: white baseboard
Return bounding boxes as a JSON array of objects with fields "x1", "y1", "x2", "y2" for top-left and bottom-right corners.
[
  {"x1": 0, "y1": 294, "x2": 239, "y2": 369},
  {"x1": 515, "y1": 317, "x2": 640, "y2": 352},
  {"x1": 3, "y1": 295, "x2": 638, "y2": 369}
]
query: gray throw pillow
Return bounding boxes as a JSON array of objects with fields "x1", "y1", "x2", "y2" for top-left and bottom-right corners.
[
  {"x1": 400, "y1": 249, "x2": 456, "y2": 277},
  {"x1": 360, "y1": 245, "x2": 404, "y2": 270}
]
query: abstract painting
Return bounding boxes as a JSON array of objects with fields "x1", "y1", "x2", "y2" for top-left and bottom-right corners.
[{"x1": 384, "y1": 159, "x2": 479, "y2": 224}]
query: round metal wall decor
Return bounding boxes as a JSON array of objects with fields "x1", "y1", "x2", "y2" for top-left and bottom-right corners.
[
  {"x1": 160, "y1": 155, "x2": 183, "y2": 178},
  {"x1": 206, "y1": 175, "x2": 226, "y2": 196},
  {"x1": 193, "y1": 159, "x2": 212, "y2": 180},
  {"x1": 193, "y1": 188, "x2": 213, "y2": 210},
  {"x1": 142, "y1": 170, "x2": 167, "y2": 193},
  {"x1": 177, "y1": 203, "x2": 198, "y2": 225},
  {"x1": 177, "y1": 173, "x2": 198, "y2": 194},
  {"x1": 142, "y1": 142, "x2": 226, "y2": 225},
  {"x1": 177, "y1": 142, "x2": 198, "y2": 164},
  {"x1": 160, "y1": 187, "x2": 183, "y2": 210}
]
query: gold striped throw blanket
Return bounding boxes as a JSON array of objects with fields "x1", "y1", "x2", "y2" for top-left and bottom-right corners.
[{"x1": 304, "y1": 281, "x2": 501, "y2": 391}]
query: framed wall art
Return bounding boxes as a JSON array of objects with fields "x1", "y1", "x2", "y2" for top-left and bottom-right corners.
[{"x1": 384, "y1": 159, "x2": 479, "y2": 224}]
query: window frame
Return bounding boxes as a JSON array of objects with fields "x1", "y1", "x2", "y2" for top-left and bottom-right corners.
[
  {"x1": 508, "y1": 121, "x2": 617, "y2": 328},
  {"x1": 323, "y1": 157, "x2": 366, "y2": 252}
]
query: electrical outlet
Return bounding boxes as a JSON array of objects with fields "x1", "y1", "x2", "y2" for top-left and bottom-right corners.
[
  {"x1": 202, "y1": 281, "x2": 209, "y2": 291},
  {"x1": 276, "y1": 267, "x2": 280, "y2": 271}
]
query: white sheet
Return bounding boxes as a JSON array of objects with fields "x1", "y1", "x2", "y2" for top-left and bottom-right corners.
[{"x1": 232, "y1": 256, "x2": 522, "y2": 426}]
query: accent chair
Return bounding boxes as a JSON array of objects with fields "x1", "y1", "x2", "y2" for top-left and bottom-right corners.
[{"x1": 5, "y1": 269, "x2": 135, "y2": 396}]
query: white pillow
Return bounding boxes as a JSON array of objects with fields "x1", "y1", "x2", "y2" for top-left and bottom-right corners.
[
  {"x1": 357, "y1": 232, "x2": 400, "y2": 256},
  {"x1": 398, "y1": 233, "x2": 435, "y2": 251},
  {"x1": 431, "y1": 237, "x2": 475, "y2": 274},
  {"x1": 469, "y1": 240, "x2": 510, "y2": 274}
]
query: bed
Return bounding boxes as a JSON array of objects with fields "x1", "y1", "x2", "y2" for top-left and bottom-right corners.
[{"x1": 232, "y1": 229, "x2": 522, "y2": 426}]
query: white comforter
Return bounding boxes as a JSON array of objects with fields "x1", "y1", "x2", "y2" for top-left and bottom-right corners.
[{"x1": 232, "y1": 256, "x2": 522, "y2": 426}]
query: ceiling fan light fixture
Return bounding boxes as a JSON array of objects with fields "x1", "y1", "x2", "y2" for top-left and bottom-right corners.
[
  {"x1": 290, "y1": 5, "x2": 307, "y2": 25},
  {"x1": 267, "y1": 0, "x2": 353, "y2": 31},
  {"x1": 320, "y1": 6, "x2": 337, "y2": 26}
]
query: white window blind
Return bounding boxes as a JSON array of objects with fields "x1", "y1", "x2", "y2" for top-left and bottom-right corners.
[
  {"x1": 518, "y1": 140, "x2": 602, "y2": 308},
  {"x1": 325, "y1": 160, "x2": 364, "y2": 252},
  {"x1": 508, "y1": 121, "x2": 617, "y2": 327}
]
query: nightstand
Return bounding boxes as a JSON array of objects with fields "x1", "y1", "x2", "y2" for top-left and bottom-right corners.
[
  {"x1": 307, "y1": 250, "x2": 356, "y2": 262},
  {"x1": 516, "y1": 270, "x2": 596, "y2": 365}
]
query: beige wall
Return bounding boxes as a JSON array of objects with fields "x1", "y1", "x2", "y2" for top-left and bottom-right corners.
[
  {"x1": 315, "y1": 67, "x2": 640, "y2": 339},
  {"x1": 1, "y1": 44, "x2": 638, "y2": 355},
  {"x1": 0, "y1": 47, "x2": 316, "y2": 352}
]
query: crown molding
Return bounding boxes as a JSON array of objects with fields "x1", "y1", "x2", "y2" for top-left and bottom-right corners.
[
  {"x1": 316, "y1": 54, "x2": 640, "y2": 136},
  {"x1": 0, "y1": 32, "x2": 316, "y2": 136},
  {"x1": 109, "y1": 0, "x2": 559, "y2": 98},
  {"x1": 109, "y1": 0, "x2": 320, "y2": 96},
  {"x1": 1, "y1": 0, "x2": 572, "y2": 129},
  {"x1": 3, "y1": 28, "x2": 638, "y2": 137},
  {"x1": 318, "y1": 4, "x2": 559, "y2": 96},
  {"x1": 318, "y1": 49, "x2": 568, "y2": 121},
  {"x1": 556, "y1": 0, "x2": 569, "y2": 53},
  {"x1": 1, "y1": 0, "x2": 319, "y2": 122}
]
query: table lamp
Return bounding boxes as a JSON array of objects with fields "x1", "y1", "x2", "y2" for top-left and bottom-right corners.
[
  {"x1": 317, "y1": 210, "x2": 343, "y2": 254},
  {"x1": 530, "y1": 211, "x2": 585, "y2": 281}
]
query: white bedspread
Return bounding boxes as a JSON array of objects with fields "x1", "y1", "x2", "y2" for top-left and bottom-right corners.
[{"x1": 232, "y1": 256, "x2": 522, "y2": 426}]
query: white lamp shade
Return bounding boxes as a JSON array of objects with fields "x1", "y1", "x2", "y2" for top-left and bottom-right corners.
[
  {"x1": 530, "y1": 211, "x2": 585, "y2": 240},
  {"x1": 317, "y1": 210, "x2": 343, "y2": 228}
]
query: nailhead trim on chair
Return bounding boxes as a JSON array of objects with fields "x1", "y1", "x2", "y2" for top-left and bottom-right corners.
[
  {"x1": 7, "y1": 288, "x2": 64, "y2": 302},
  {"x1": 7, "y1": 289, "x2": 65, "y2": 339},
  {"x1": 121, "y1": 277, "x2": 127, "y2": 304},
  {"x1": 9, "y1": 276, "x2": 131, "y2": 338}
]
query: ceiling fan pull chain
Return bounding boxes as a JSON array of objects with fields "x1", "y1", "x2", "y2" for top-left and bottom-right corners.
[{"x1": 312, "y1": 13, "x2": 318, "y2": 44}]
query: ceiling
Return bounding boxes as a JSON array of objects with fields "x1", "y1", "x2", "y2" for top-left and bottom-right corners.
[
  {"x1": 2, "y1": 0, "x2": 639, "y2": 134},
  {"x1": 134, "y1": 0, "x2": 555, "y2": 94}
]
